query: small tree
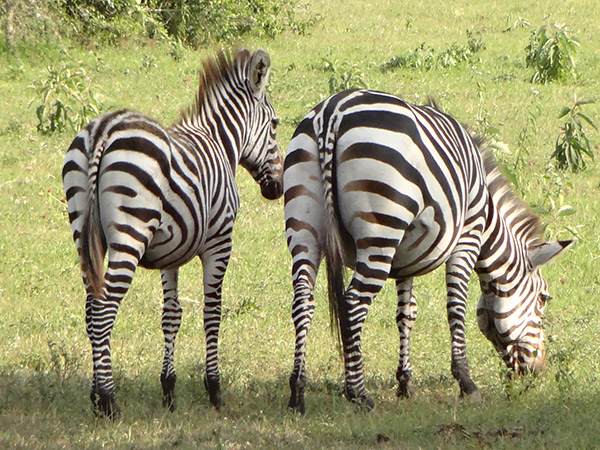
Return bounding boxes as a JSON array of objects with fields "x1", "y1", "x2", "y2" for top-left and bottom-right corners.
[
  {"x1": 525, "y1": 22, "x2": 579, "y2": 83},
  {"x1": 552, "y1": 96, "x2": 596, "y2": 172}
]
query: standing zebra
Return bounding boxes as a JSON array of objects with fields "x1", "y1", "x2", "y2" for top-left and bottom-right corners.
[
  {"x1": 62, "y1": 49, "x2": 283, "y2": 418},
  {"x1": 283, "y1": 89, "x2": 572, "y2": 413}
]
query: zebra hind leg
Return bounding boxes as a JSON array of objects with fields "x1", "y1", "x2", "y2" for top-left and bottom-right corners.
[
  {"x1": 288, "y1": 274, "x2": 317, "y2": 414},
  {"x1": 395, "y1": 278, "x2": 417, "y2": 399},
  {"x1": 160, "y1": 268, "x2": 182, "y2": 412}
]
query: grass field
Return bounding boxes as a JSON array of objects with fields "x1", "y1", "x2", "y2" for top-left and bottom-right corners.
[{"x1": 1, "y1": 0, "x2": 599, "y2": 448}]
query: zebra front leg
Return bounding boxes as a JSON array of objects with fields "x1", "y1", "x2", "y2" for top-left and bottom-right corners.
[
  {"x1": 160, "y1": 268, "x2": 182, "y2": 412},
  {"x1": 395, "y1": 278, "x2": 417, "y2": 399},
  {"x1": 288, "y1": 273, "x2": 317, "y2": 414},
  {"x1": 446, "y1": 253, "x2": 481, "y2": 402},
  {"x1": 201, "y1": 251, "x2": 230, "y2": 410}
]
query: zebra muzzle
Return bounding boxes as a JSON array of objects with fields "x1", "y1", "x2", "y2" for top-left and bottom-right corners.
[{"x1": 260, "y1": 178, "x2": 283, "y2": 200}]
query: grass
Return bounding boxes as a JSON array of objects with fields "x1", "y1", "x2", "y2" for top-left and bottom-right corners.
[{"x1": 1, "y1": 0, "x2": 599, "y2": 448}]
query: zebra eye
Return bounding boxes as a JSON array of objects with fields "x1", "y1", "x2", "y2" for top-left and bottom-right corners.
[
  {"x1": 271, "y1": 118, "x2": 280, "y2": 128},
  {"x1": 539, "y1": 293, "x2": 552, "y2": 304}
]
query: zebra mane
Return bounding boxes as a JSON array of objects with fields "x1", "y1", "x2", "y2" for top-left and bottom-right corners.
[
  {"x1": 475, "y1": 136, "x2": 543, "y2": 243},
  {"x1": 421, "y1": 97, "x2": 542, "y2": 243},
  {"x1": 181, "y1": 48, "x2": 250, "y2": 122}
]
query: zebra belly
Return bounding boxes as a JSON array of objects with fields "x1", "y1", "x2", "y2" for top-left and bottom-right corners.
[{"x1": 390, "y1": 206, "x2": 457, "y2": 278}]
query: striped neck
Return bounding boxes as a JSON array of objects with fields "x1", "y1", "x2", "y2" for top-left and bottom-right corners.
[
  {"x1": 177, "y1": 49, "x2": 254, "y2": 174},
  {"x1": 475, "y1": 158, "x2": 542, "y2": 285}
]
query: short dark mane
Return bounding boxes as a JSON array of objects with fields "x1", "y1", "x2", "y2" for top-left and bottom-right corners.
[
  {"x1": 477, "y1": 137, "x2": 543, "y2": 242},
  {"x1": 180, "y1": 48, "x2": 250, "y2": 122}
]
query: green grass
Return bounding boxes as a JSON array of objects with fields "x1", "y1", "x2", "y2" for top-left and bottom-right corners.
[{"x1": 1, "y1": 0, "x2": 599, "y2": 448}]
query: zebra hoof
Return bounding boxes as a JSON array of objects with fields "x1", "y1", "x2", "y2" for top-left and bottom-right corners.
[
  {"x1": 162, "y1": 392, "x2": 176, "y2": 412},
  {"x1": 345, "y1": 386, "x2": 375, "y2": 411},
  {"x1": 397, "y1": 379, "x2": 416, "y2": 399},
  {"x1": 204, "y1": 374, "x2": 223, "y2": 410},
  {"x1": 95, "y1": 394, "x2": 121, "y2": 420},
  {"x1": 287, "y1": 395, "x2": 306, "y2": 415},
  {"x1": 161, "y1": 373, "x2": 177, "y2": 412}
]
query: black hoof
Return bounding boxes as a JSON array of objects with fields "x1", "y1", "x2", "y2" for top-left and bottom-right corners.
[
  {"x1": 287, "y1": 395, "x2": 306, "y2": 415},
  {"x1": 93, "y1": 393, "x2": 121, "y2": 420},
  {"x1": 161, "y1": 373, "x2": 177, "y2": 412},
  {"x1": 397, "y1": 379, "x2": 416, "y2": 399},
  {"x1": 288, "y1": 373, "x2": 307, "y2": 415},
  {"x1": 204, "y1": 374, "x2": 223, "y2": 410},
  {"x1": 345, "y1": 385, "x2": 375, "y2": 411}
]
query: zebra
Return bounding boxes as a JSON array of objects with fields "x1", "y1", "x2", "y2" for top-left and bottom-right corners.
[
  {"x1": 283, "y1": 88, "x2": 573, "y2": 413},
  {"x1": 62, "y1": 48, "x2": 283, "y2": 418}
]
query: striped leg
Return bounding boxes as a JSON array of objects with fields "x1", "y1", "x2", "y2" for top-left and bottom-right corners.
[
  {"x1": 287, "y1": 246, "x2": 321, "y2": 414},
  {"x1": 395, "y1": 277, "x2": 417, "y2": 398},
  {"x1": 340, "y1": 247, "x2": 396, "y2": 410},
  {"x1": 201, "y1": 249, "x2": 230, "y2": 409},
  {"x1": 446, "y1": 250, "x2": 480, "y2": 401},
  {"x1": 160, "y1": 268, "x2": 182, "y2": 412},
  {"x1": 89, "y1": 254, "x2": 140, "y2": 418}
]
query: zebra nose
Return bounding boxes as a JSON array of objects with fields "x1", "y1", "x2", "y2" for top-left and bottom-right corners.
[{"x1": 260, "y1": 178, "x2": 283, "y2": 200}]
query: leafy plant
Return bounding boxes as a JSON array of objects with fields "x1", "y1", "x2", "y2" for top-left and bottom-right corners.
[
  {"x1": 29, "y1": 63, "x2": 104, "y2": 134},
  {"x1": 551, "y1": 96, "x2": 596, "y2": 172},
  {"x1": 381, "y1": 31, "x2": 485, "y2": 72},
  {"x1": 321, "y1": 59, "x2": 368, "y2": 95},
  {"x1": 534, "y1": 165, "x2": 576, "y2": 220},
  {"x1": 525, "y1": 22, "x2": 580, "y2": 83}
]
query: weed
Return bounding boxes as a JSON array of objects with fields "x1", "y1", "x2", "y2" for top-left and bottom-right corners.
[
  {"x1": 321, "y1": 59, "x2": 368, "y2": 95},
  {"x1": 551, "y1": 95, "x2": 596, "y2": 172},
  {"x1": 29, "y1": 63, "x2": 105, "y2": 134},
  {"x1": 140, "y1": 55, "x2": 158, "y2": 72},
  {"x1": 525, "y1": 22, "x2": 580, "y2": 83},
  {"x1": 381, "y1": 31, "x2": 485, "y2": 72}
]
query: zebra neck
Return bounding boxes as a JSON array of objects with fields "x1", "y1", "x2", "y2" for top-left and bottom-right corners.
[
  {"x1": 183, "y1": 83, "x2": 249, "y2": 174},
  {"x1": 476, "y1": 202, "x2": 530, "y2": 285}
]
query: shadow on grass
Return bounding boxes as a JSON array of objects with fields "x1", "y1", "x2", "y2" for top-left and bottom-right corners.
[{"x1": 1, "y1": 366, "x2": 600, "y2": 448}]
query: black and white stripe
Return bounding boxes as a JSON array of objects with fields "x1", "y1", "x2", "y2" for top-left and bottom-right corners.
[
  {"x1": 62, "y1": 49, "x2": 282, "y2": 418},
  {"x1": 283, "y1": 89, "x2": 572, "y2": 413}
]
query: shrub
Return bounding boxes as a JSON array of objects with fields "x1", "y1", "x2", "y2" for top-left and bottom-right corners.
[
  {"x1": 321, "y1": 59, "x2": 368, "y2": 95},
  {"x1": 29, "y1": 63, "x2": 104, "y2": 134},
  {"x1": 381, "y1": 31, "x2": 485, "y2": 72},
  {"x1": 551, "y1": 96, "x2": 596, "y2": 172},
  {"x1": 525, "y1": 22, "x2": 580, "y2": 83}
]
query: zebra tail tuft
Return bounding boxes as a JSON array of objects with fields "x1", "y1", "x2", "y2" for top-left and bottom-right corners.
[
  {"x1": 318, "y1": 106, "x2": 346, "y2": 352},
  {"x1": 80, "y1": 136, "x2": 107, "y2": 299}
]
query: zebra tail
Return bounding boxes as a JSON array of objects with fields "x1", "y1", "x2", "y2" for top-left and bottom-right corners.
[
  {"x1": 80, "y1": 135, "x2": 106, "y2": 299},
  {"x1": 318, "y1": 107, "x2": 346, "y2": 350}
]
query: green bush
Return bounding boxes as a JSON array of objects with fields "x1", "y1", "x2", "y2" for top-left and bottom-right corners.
[
  {"x1": 381, "y1": 31, "x2": 485, "y2": 72},
  {"x1": 2, "y1": 0, "x2": 319, "y2": 51},
  {"x1": 552, "y1": 96, "x2": 596, "y2": 172},
  {"x1": 29, "y1": 63, "x2": 104, "y2": 134},
  {"x1": 525, "y1": 22, "x2": 580, "y2": 83}
]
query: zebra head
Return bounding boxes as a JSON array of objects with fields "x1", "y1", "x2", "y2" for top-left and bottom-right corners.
[
  {"x1": 239, "y1": 49, "x2": 283, "y2": 200},
  {"x1": 477, "y1": 239, "x2": 574, "y2": 374}
]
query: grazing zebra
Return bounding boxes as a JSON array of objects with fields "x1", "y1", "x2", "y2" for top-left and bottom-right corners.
[
  {"x1": 283, "y1": 89, "x2": 572, "y2": 413},
  {"x1": 62, "y1": 48, "x2": 283, "y2": 418}
]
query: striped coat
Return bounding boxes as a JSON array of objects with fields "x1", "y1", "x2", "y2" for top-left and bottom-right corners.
[
  {"x1": 283, "y1": 89, "x2": 572, "y2": 413},
  {"x1": 62, "y1": 49, "x2": 282, "y2": 418}
]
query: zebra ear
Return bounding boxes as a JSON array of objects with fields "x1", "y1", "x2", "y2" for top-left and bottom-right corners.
[
  {"x1": 527, "y1": 239, "x2": 575, "y2": 268},
  {"x1": 248, "y1": 49, "x2": 270, "y2": 97}
]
